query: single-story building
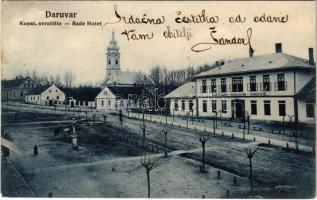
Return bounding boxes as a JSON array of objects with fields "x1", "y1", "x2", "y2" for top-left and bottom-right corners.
[
  {"x1": 96, "y1": 85, "x2": 147, "y2": 111},
  {"x1": 25, "y1": 84, "x2": 66, "y2": 106},
  {"x1": 62, "y1": 87, "x2": 101, "y2": 108},
  {"x1": 164, "y1": 82, "x2": 197, "y2": 117}
]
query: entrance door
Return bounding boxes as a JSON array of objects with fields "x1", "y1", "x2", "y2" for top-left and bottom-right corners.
[
  {"x1": 49, "y1": 100, "x2": 53, "y2": 106},
  {"x1": 232, "y1": 99, "x2": 245, "y2": 119}
]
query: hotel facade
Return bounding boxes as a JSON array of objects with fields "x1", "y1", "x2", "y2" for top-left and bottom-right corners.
[{"x1": 166, "y1": 44, "x2": 315, "y2": 124}]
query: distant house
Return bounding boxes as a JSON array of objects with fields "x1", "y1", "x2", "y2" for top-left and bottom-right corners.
[
  {"x1": 25, "y1": 84, "x2": 65, "y2": 106},
  {"x1": 62, "y1": 87, "x2": 101, "y2": 108},
  {"x1": 165, "y1": 82, "x2": 197, "y2": 116},
  {"x1": 96, "y1": 85, "x2": 147, "y2": 111},
  {"x1": 1, "y1": 76, "x2": 37, "y2": 101}
]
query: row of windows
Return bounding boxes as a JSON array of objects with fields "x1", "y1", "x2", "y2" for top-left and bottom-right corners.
[
  {"x1": 174, "y1": 100, "x2": 194, "y2": 111},
  {"x1": 6, "y1": 91, "x2": 24, "y2": 97},
  {"x1": 201, "y1": 74, "x2": 286, "y2": 93},
  {"x1": 48, "y1": 90, "x2": 58, "y2": 93},
  {"x1": 200, "y1": 100, "x2": 287, "y2": 116},
  {"x1": 199, "y1": 100, "x2": 314, "y2": 118},
  {"x1": 27, "y1": 96, "x2": 60, "y2": 101},
  {"x1": 27, "y1": 96, "x2": 40, "y2": 101}
]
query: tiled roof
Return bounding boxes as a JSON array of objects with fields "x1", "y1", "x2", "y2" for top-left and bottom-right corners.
[
  {"x1": 165, "y1": 82, "x2": 196, "y2": 98},
  {"x1": 107, "y1": 85, "x2": 146, "y2": 99},
  {"x1": 2, "y1": 77, "x2": 30, "y2": 88},
  {"x1": 297, "y1": 77, "x2": 315, "y2": 101},
  {"x1": 194, "y1": 53, "x2": 315, "y2": 78},
  {"x1": 62, "y1": 87, "x2": 101, "y2": 101},
  {"x1": 104, "y1": 71, "x2": 138, "y2": 86},
  {"x1": 26, "y1": 85, "x2": 50, "y2": 95}
]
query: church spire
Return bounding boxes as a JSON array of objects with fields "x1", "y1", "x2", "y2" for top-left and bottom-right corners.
[{"x1": 108, "y1": 28, "x2": 119, "y2": 50}]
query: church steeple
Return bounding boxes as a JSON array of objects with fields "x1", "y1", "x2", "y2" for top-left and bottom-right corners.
[{"x1": 106, "y1": 29, "x2": 120, "y2": 78}]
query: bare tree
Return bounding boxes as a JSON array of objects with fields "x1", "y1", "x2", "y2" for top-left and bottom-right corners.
[
  {"x1": 141, "y1": 154, "x2": 158, "y2": 198},
  {"x1": 244, "y1": 145, "x2": 258, "y2": 195},
  {"x1": 199, "y1": 133, "x2": 209, "y2": 173},
  {"x1": 63, "y1": 71, "x2": 75, "y2": 87},
  {"x1": 161, "y1": 126, "x2": 172, "y2": 157}
]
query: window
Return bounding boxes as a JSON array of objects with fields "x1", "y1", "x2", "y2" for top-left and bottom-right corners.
[
  {"x1": 20, "y1": 91, "x2": 23, "y2": 96},
  {"x1": 49, "y1": 90, "x2": 51, "y2": 93},
  {"x1": 108, "y1": 60, "x2": 111, "y2": 65},
  {"x1": 174, "y1": 100, "x2": 179, "y2": 111},
  {"x1": 201, "y1": 80, "x2": 207, "y2": 93},
  {"x1": 38, "y1": 97, "x2": 39, "y2": 100},
  {"x1": 101, "y1": 100, "x2": 104, "y2": 106},
  {"x1": 277, "y1": 74, "x2": 286, "y2": 91},
  {"x1": 222, "y1": 100, "x2": 227, "y2": 113},
  {"x1": 249, "y1": 76, "x2": 257, "y2": 92},
  {"x1": 189, "y1": 100, "x2": 194, "y2": 111},
  {"x1": 251, "y1": 100, "x2": 257, "y2": 115},
  {"x1": 181, "y1": 100, "x2": 185, "y2": 110},
  {"x1": 232, "y1": 77, "x2": 243, "y2": 92},
  {"x1": 264, "y1": 100, "x2": 271, "y2": 115},
  {"x1": 278, "y1": 101, "x2": 286, "y2": 116},
  {"x1": 306, "y1": 103, "x2": 315, "y2": 118},
  {"x1": 115, "y1": 60, "x2": 118, "y2": 65},
  {"x1": 262, "y1": 75, "x2": 271, "y2": 91},
  {"x1": 47, "y1": 96, "x2": 49, "y2": 100},
  {"x1": 203, "y1": 100, "x2": 207, "y2": 112},
  {"x1": 210, "y1": 79, "x2": 217, "y2": 93},
  {"x1": 57, "y1": 96, "x2": 59, "y2": 100},
  {"x1": 212, "y1": 100, "x2": 217, "y2": 113},
  {"x1": 108, "y1": 100, "x2": 111, "y2": 106},
  {"x1": 221, "y1": 78, "x2": 226, "y2": 93},
  {"x1": 56, "y1": 90, "x2": 58, "y2": 92}
]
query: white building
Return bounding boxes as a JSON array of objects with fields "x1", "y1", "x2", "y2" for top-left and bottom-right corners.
[
  {"x1": 165, "y1": 82, "x2": 197, "y2": 117},
  {"x1": 165, "y1": 44, "x2": 315, "y2": 123},
  {"x1": 95, "y1": 85, "x2": 146, "y2": 111},
  {"x1": 25, "y1": 84, "x2": 66, "y2": 106}
]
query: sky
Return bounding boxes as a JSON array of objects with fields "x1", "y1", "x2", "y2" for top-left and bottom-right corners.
[{"x1": 1, "y1": 1, "x2": 316, "y2": 86}]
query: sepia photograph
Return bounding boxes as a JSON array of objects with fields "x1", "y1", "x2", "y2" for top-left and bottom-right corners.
[{"x1": 1, "y1": 1, "x2": 316, "y2": 198}]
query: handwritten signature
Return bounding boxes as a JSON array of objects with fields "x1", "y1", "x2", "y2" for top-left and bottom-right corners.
[{"x1": 191, "y1": 27, "x2": 253, "y2": 53}]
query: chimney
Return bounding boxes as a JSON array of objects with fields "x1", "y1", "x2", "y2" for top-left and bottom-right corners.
[
  {"x1": 275, "y1": 43, "x2": 282, "y2": 53},
  {"x1": 308, "y1": 48, "x2": 314, "y2": 65}
]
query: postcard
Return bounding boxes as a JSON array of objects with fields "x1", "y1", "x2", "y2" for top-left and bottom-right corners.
[{"x1": 1, "y1": 1, "x2": 316, "y2": 198}]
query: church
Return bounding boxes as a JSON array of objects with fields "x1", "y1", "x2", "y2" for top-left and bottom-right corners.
[
  {"x1": 101, "y1": 30, "x2": 138, "y2": 86},
  {"x1": 96, "y1": 30, "x2": 146, "y2": 111}
]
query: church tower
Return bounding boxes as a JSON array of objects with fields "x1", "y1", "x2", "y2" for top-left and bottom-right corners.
[{"x1": 106, "y1": 30, "x2": 121, "y2": 78}]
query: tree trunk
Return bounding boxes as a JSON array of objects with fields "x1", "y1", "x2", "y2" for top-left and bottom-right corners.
[
  {"x1": 164, "y1": 134, "x2": 167, "y2": 157},
  {"x1": 247, "y1": 118, "x2": 250, "y2": 134},
  {"x1": 147, "y1": 170, "x2": 151, "y2": 198},
  {"x1": 202, "y1": 143, "x2": 205, "y2": 172},
  {"x1": 249, "y1": 158, "x2": 253, "y2": 195}
]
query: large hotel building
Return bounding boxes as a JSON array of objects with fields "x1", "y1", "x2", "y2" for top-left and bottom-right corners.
[{"x1": 165, "y1": 44, "x2": 315, "y2": 124}]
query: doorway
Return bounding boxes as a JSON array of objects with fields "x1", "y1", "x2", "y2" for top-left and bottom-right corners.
[{"x1": 232, "y1": 99, "x2": 245, "y2": 119}]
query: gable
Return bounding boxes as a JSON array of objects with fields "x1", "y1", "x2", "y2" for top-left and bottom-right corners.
[{"x1": 96, "y1": 87, "x2": 116, "y2": 99}]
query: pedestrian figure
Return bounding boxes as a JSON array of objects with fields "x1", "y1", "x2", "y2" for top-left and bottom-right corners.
[
  {"x1": 33, "y1": 145, "x2": 38, "y2": 156},
  {"x1": 119, "y1": 110, "x2": 123, "y2": 126},
  {"x1": 48, "y1": 192, "x2": 53, "y2": 197}
]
